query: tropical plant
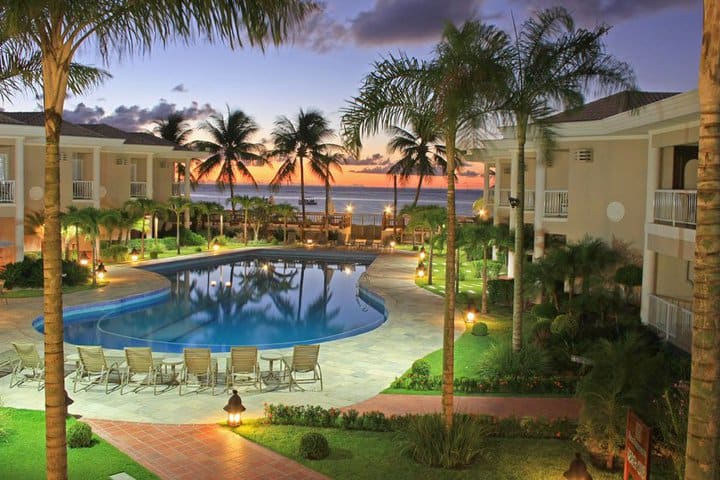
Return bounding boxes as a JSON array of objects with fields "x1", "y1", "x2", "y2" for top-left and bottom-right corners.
[
  {"x1": 685, "y1": 2, "x2": 720, "y2": 477},
  {"x1": 153, "y1": 112, "x2": 198, "y2": 189},
  {"x1": 192, "y1": 201, "x2": 224, "y2": 250},
  {"x1": 459, "y1": 221, "x2": 496, "y2": 313},
  {"x1": 272, "y1": 203, "x2": 297, "y2": 244},
  {"x1": 317, "y1": 152, "x2": 343, "y2": 242},
  {"x1": 402, "y1": 413, "x2": 488, "y2": 468},
  {"x1": 61, "y1": 205, "x2": 84, "y2": 262},
  {"x1": 165, "y1": 196, "x2": 192, "y2": 255},
  {"x1": 269, "y1": 108, "x2": 340, "y2": 242},
  {"x1": 341, "y1": 20, "x2": 508, "y2": 429},
  {"x1": 403, "y1": 205, "x2": 446, "y2": 286},
  {"x1": 194, "y1": 108, "x2": 266, "y2": 213},
  {"x1": 496, "y1": 7, "x2": 636, "y2": 352},
  {"x1": 228, "y1": 195, "x2": 255, "y2": 243},
  {"x1": 386, "y1": 110, "x2": 448, "y2": 207},
  {"x1": 248, "y1": 197, "x2": 272, "y2": 242},
  {"x1": 575, "y1": 334, "x2": 666, "y2": 470},
  {"x1": 123, "y1": 198, "x2": 160, "y2": 259},
  {"x1": 77, "y1": 207, "x2": 117, "y2": 285}
]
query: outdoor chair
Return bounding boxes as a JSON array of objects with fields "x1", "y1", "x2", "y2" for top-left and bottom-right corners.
[
  {"x1": 282, "y1": 344, "x2": 322, "y2": 392},
  {"x1": 371, "y1": 239, "x2": 382, "y2": 250},
  {"x1": 121, "y1": 347, "x2": 164, "y2": 395},
  {"x1": 226, "y1": 346, "x2": 261, "y2": 392},
  {"x1": 0, "y1": 348, "x2": 19, "y2": 375},
  {"x1": 9, "y1": 343, "x2": 44, "y2": 390},
  {"x1": 73, "y1": 346, "x2": 121, "y2": 394},
  {"x1": 354, "y1": 238, "x2": 367, "y2": 249},
  {"x1": 179, "y1": 348, "x2": 218, "y2": 395}
]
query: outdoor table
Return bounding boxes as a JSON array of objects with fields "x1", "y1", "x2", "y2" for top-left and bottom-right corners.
[
  {"x1": 162, "y1": 357, "x2": 183, "y2": 385},
  {"x1": 260, "y1": 353, "x2": 284, "y2": 389}
]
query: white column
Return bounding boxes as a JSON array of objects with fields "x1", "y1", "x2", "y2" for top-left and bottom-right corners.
[
  {"x1": 509, "y1": 151, "x2": 518, "y2": 229},
  {"x1": 183, "y1": 158, "x2": 191, "y2": 228},
  {"x1": 483, "y1": 160, "x2": 490, "y2": 213},
  {"x1": 14, "y1": 138, "x2": 24, "y2": 261},
  {"x1": 92, "y1": 147, "x2": 101, "y2": 208},
  {"x1": 533, "y1": 147, "x2": 547, "y2": 260},
  {"x1": 641, "y1": 145, "x2": 662, "y2": 324},
  {"x1": 492, "y1": 161, "x2": 501, "y2": 260},
  {"x1": 146, "y1": 153, "x2": 154, "y2": 199}
]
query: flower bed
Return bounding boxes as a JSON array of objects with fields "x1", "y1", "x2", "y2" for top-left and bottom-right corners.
[{"x1": 389, "y1": 373, "x2": 576, "y2": 395}]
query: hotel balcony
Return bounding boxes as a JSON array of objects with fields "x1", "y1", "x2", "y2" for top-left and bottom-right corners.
[
  {"x1": 0, "y1": 180, "x2": 15, "y2": 203},
  {"x1": 130, "y1": 181, "x2": 147, "y2": 199},
  {"x1": 648, "y1": 294, "x2": 692, "y2": 352},
  {"x1": 653, "y1": 189, "x2": 696, "y2": 228},
  {"x1": 172, "y1": 182, "x2": 186, "y2": 196},
  {"x1": 487, "y1": 188, "x2": 568, "y2": 218},
  {"x1": 72, "y1": 180, "x2": 93, "y2": 200}
]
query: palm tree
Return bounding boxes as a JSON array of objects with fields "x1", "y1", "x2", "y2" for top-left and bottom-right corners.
[
  {"x1": 61, "y1": 206, "x2": 84, "y2": 262},
  {"x1": 404, "y1": 205, "x2": 446, "y2": 286},
  {"x1": 1, "y1": 4, "x2": 313, "y2": 476},
  {"x1": 341, "y1": 21, "x2": 508, "y2": 429},
  {"x1": 273, "y1": 203, "x2": 297, "y2": 244},
  {"x1": 153, "y1": 113, "x2": 198, "y2": 189},
  {"x1": 123, "y1": 198, "x2": 159, "y2": 259},
  {"x1": 248, "y1": 197, "x2": 272, "y2": 242},
  {"x1": 269, "y1": 109, "x2": 338, "y2": 242},
  {"x1": 194, "y1": 108, "x2": 266, "y2": 212},
  {"x1": 192, "y1": 201, "x2": 224, "y2": 250},
  {"x1": 77, "y1": 207, "x2": 117, "y2": 286},
  {"x1": 497, "y1": 7, "x2": 635, "y2": 352},
  {"x1": 387, "y1": 110, "x2": 448, "y2": 207},
  {"x1": 685, "y1": 2, "x2": 720, "y2": 477},
  {"x1": 228, "y1": 195, "x2": 255, "y2": 244},
  {"x1": 460, "y1": 221, "x2": 497, "y2": 314},
  {"x1": 165, "y1": 196, "x2": 192, "y2": 255},
  {"x1": 313, "y1": 152, "x2": 343, "y2": 242}
]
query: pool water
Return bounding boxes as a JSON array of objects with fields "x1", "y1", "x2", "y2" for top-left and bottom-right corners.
[{"x1": 54, "y1": 255, "x2": 386, "y2": 353}]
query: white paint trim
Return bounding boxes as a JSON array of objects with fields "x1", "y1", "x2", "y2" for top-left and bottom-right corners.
[
  {"x1": 645, "y1": 222, "x2": 696, "y2": 243},
  {"x1": 146, "y1": 153, "x2": 154, "y2": 199},
  {"x1": 14, "y1": 137, "x2": 24, "y2": 261}
]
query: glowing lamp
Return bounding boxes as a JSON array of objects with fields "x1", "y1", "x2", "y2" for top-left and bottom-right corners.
[
  {"x1": 306, "y1": 238, "x2": 314, "y2": 246},
  {"x1": 384, "y1": 206, "x2": 392, "y2": 215},
  {"x1": 389, "y1": 240, "x2": 396, "y2": 249},
  {"x1": 130, "y1": 248, "x2": 139, "y2": 262},
  {"x1": 345, "y1": 204, "x2": 354, "y2": 213},
  {"x1": 96, "y1": 261, "x2": 107, "y2": 280},
  {"x1": 343, "y1": 266, "x2": 352, "y2": 275},
  {"x1": 415, "y1": 263, "x2": 426, "y2": 279},
  {"x1": 79, "y1": 252, "x2": 89, "y2": 266},
  {"x1": 212, "y1": 240, "x2": 220, "y2": 251},
  {"x1": 419, "y1": 246, "x2": 426, "y2": 261},
  {"x1": 261, "y1": 263, "x2": 269, "y2": 272},
  {"x1": 223, "y1": 389, "x2": 246, "y2": 427},
  {"x1": 225, "y1": 281, "x2": 231, "y2": 288},
  {"x1": 210, "y1": 280, "x2": 217, "y2": 287}
]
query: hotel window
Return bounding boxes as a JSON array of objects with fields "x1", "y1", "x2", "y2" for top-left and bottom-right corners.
[
  {"x1": 0, "y1": 153, "x2": 8, "y2": 181},
  {"x1": 71, "y1": 153, "x2": 84, "y2": 181},
  {"x1": 130, "y1": 159, "x2": 139, "y2": 182}
]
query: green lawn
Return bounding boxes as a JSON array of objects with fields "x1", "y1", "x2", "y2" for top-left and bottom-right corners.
[
  {"x1": 3, "y1": 282, "x2": 107, "y2": 298},
  {"x1": 0, "y1": 408, "x2": 157, "y2": 479},
  {"x1": 233, "y1": 423, "x2": 673, "y2": 480}
]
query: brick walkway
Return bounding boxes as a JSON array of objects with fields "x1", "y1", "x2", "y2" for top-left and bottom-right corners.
[{"x1": 86, "y1": 420, "x2": 328, "y2": 480}]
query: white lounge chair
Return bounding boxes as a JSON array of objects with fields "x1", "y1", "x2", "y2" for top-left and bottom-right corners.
[
  {"x1": 282, "y1": 345, "x2": 322, "y2": 391},
  {"x1": 179, "y1": 348, "x2": 218, "y2": 395},
  {"x1": 73, "y1": 346, "x2": 121, "y2": 393},
  {"x1": 121, "y1": 347, "x2": 164, "y2": 395},
  {"x1": 10, "y1": 343, "x2": 44, "y2": 390},
  {"x1": 226, "y1": 346, "x2": 261, "y2": 392}
]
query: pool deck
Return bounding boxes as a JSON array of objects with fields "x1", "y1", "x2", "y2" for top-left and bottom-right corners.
[{"x1": 0, "y1": 248, "x2": 464, "y2": 423}]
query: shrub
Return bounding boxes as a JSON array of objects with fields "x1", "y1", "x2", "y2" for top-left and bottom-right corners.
[
  {"x1": 531, "y1": 319, "x2": 553, "y2": 347},
  {"x1": 160, "y1": 236, "x2": 177, "y2": 250},
  {"x1": 614, "y1": 264, "x2": 642, "y2": 287},
  {"x1": 149, "y1": 251, "x2": 159, "y2": 259},
  {"x1": 298, "y1": 432, "x2": 330, "y2": 460},
  {"x1": 402, "y1": 413, "x2": 488, "y2": 468},
  {"x1": 194, "y1": 246, "x2": 203, "y2": 253},
  {"x1": 477, "y1": 340, "x2": 552, "y2": 382},
  {"x1": 551, "y1": 314, "x2": 579, "y2": 338},
  {"x1": 213, "y1": 235, "x2": 230, "y2": 246},
  {"x1": 62, "y1": 260, "x2": 91, "y2": 286},
  {"x1": 471, "y1": 322, "x2": 489, "y2": 336},
  {"x1": 0, "y1": 257, "x2": 90, "y2": 288},
  {"x1": 487, "y1": 279, "x2": 513, "y2": 305},
  {"x1": 67, "y1": 421, "x2": 93, "y2": 448},
  {"x1": 101, "y1": 244, "x2": 128, "y2": 262},
  {"x1": 531, "y1": 303, "x2": 558, "y2": 320},
  {"x1": 655, "y1": 385, "x2": 689, "y2": 480},
  {"x1": 180, "y1": 227, "x2": 206, "y2": 246},
  {"x1": 411, "y1": 359, "x2": 431, "y2": 377}
]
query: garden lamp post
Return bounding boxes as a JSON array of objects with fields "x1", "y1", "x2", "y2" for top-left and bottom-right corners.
[
  {"x1": 224, "y1": 389, "x2": 246, "y2": 427},
  {"x1": 130, "y1": 248, "x2": 139, "y2": 262},
  {"x1": 419, "y1": 246, "x2": 426, "y2": 261},
  {"x1": 212, "y1": 239, "x2": 220, "y2": 252},
  {"x1": 415, "y1": 262, "x2": 426, "y2": 279},
  {"x1": 464, "y1": 301, "x2": 479, "y2": 326},
  {"x1": 79, "y1": 252, "x2": 89, "y2": 266},
  {"x1": 95, "y1": 261, "x2": 107, "y2": 281}
]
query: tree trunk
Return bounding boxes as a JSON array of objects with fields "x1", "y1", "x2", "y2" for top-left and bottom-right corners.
[
  {"x1": 393, "y1": 175, "x2": 398, "y2": 239},
  {"x1": 481, "y1": 246, "x2": 488, "y2": 314},
  {"x1": 413, "y1": 174, "x2": 423, "y2": 206},
  {"x1": 685, "y1": 3, "x2": 720, "y2": 478},
  {"x1": 324, "y1": 175, "x2": 330, "y2": 243},
  {"x1": 428, "y1": 230, "x2": 434, "y2": 285},
  {"x1": 175, "y1": 213, "x2": 181, "y2": 255},
  {"x1": 206, "y1": 214, "x2": 211, "y2": 250},
  {"x1": 283, "y1": 218, "x2": 288, "y2": 243},
  {"x1": 75, "y1": 225, "x2": 80, "y2": 261},
  {"x1": 42, "y1": 53, "x2": 71, "y2": 480},
  {"x1": 229, "y1": 180, "x2": 236, "y2": 216},
  {"x1": 299, "y1": 155, "x2": 306, "y2": 242},
  {"x1": 243, "y1": 209, "x2": 249, "y2": 245},
  {"x1": 512, "y1": 123, "x2": 527, "y2": 353},
  {"x1": 442, "y1": 128, "x2": 458, "y2": 431},
  {"x1": 140, "y1": 218, "x2": 146, "y2": 259}
]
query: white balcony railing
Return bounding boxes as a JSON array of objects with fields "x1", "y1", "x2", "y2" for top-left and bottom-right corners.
[
  {"x1": 648, "y1": 294, "x2": 692, "y2": 352},
  {"x1": 72, "y1": 180, "x2": 93, "y2": 200},
  {"x1": 0, "y1": 180, "x2": 15, "y2": 203},
  {"x1": 130, "y1": 181, "x2": 147, "y2": 198},
  {"x1": 485, "y1": 189, "x2": 494, "y2": 204},
  {"x1": 544, "y1": 190, "x2": 568, "y2": 218},
  {"x1": 654, "y1": 189, "x2": 697, "y2": 228},
  {"x1": 497, "y1": 189, "x2": 535, "y2": 210},
  {"x1": 172, "y1": 182, "x2": 185, "y2": 196}
]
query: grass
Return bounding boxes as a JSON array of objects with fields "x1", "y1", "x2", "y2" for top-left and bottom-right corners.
[
  {"x1": 3, "y1": 282, "x2": 107, "y2": 299},
  {"x1": 233, "y1": 422, "x2": 673, "y2": 480},
  {"x1": 108, "y1": 240, "x2": 277, "y2": 264},
  {"x1": 0, "y1": 407, "x2": 158, "y2": 479}
]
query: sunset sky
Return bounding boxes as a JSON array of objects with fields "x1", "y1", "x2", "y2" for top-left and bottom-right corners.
[{"x1": 3, "y1": 0, "x2": 702, "y2": 189}]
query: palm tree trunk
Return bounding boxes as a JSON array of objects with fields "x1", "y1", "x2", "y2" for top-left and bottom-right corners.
[
  {"x1": 42, "y1": 57, "x2": 70, "y2": 480},
  {"x1": 512, "y1": 123, "x2": 527, "y2": 353},
  {"x1": 140, "y1": 218, "x2": 146, "y2": 259},
  {"x1": 324, "y1": 175, "x2": 330, "y2": 243},
  {"x1": 481, "y1": 246, "x2": 488, "y2": 314},
  {"x1": 393, "y1": 175, "x2": 398, "y2": 239},
  {"x1": 413, "y1": 174, "x2": 424, "y2": 206},
  {"x1": 428, "y1": 230, "x2": 434, "y2": 285},
  {"x1": 442, "y1": 128, "x2": 458, "y2": 431},
  {"x1": 75, "y1": 224, "x2": 80, "y2": 261},
  {"x1": 175, "y1": 212, "x2": 181, "y2": 255},
  {"x1": 300, "y1": 155, "x2": 306, "y2": 242},
  {"x1": 243, "y1": 209, "x2": 249, "y2": 245},
  {"x1": 206, "y1": 214, "x2": 211, "y2": 250},
  {"x1": 685, "y1": 4, "x2": 720, "y2": 477},
  {"x1": 229, "y1": 180, "x2": 236, "y2": 217}
]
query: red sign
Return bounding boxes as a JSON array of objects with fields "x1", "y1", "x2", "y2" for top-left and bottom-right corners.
[{"x1": 624, "y1": 410, "x2": 651, "y2": 480}]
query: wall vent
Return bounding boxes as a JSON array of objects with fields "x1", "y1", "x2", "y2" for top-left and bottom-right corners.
[
  {"x1": 60, "y1": 152, "x2": 68, "y2": 161},
  {"x1": 574, "y1": 148, "x2": 593, "y2": 163},
  {"x1": 115, "y1": 157, "x2": 128, "y2": 166},
  {"x1": 502, "y1": 166, "x2": 511, "y2": 174},
  {"x1": 159, "y1": 159, "x2": 168, "y2": 168}
]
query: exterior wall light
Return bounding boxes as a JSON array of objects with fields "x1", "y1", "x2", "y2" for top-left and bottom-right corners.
[
  {"x1": 212, "y1": 240, "x2": 220, "y2": 251},
  {"x1": 509, "y1": 196, "x2": 520, "y2": 208}
]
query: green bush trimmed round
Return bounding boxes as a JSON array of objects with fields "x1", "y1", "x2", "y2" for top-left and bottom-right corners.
[
  {"x1": 299, "y1": 432, "x2": 330, "y2": 460},
  {"x1": 531, "y1": 303, "x2": 558, "y2": 320},
  {"x1": 471, "y1": 322, "x2": 489, "y2": 336},
  {"x1": 551, "y1": 314, "x2": 579, "y2": 337},
  {"x1": 411, "y1": 359, "x2": 431, "y2": 377},
  {"x1": 67, "y1": 421, "x2": 93, "y2": 448}
]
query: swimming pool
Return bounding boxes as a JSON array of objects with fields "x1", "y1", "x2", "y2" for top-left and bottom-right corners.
[{"x1": 33, "y1": 252, "x2": 386, "y2": 353}]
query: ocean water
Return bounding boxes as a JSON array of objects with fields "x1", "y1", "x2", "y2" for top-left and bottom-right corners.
[{"x1": 191, "y1": 183, "x2": 485, "y2": 217}]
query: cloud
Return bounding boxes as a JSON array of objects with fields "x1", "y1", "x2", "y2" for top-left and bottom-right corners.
[
  {"x1": 458, "y1": 170, "x2": 480, "y2": 177},
  {"x1": 171, "y1": 84, "x2": 188, "y2": 93},
  {"x1": 292, "y1": 0, "x2": 485, "y2": 52},
  {"x1": 350, "y1": 165, "x2": 391, "y2": 174},
  {"x1": 509, "y1": 0, "x2": 699, "y2": 25},
  {"x1": 344, "y1": 153, "x2": 389, "y2": 166},
  {"x1": 64, "y1": 100, "x2": 218, "y2": 131}
]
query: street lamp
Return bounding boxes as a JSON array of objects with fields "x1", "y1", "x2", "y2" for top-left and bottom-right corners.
[
  {"x1": 419, "y1": 246, "x2": 426, "y2": 261},
  {"x1": 95, "y1": 261, "x2": 107, "y2": 280},
  {"x1": 223, "y1": 389, "x2": 246, "y2": 427},
  {"x1": 389, "y1": 240, "x2": 396, "y2": 249},
  {"x1": 415, "y1": 262, "x2": 426, "y2": 279},
  {"x1": 212, "y1": 239, "x2": 220, "y2": 252},
  {"x1": 79, "y1": 252, "x2": 89, "y2": 266},
  {"x1": 464, "y1": 301, "x2": 479, "y2": 325},
  {"x1": 130, "y1": 248, "x2": 139, "y2": 262}
]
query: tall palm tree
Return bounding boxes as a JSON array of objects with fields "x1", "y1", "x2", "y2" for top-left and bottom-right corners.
[
  {"x1": 273, "y1": 203, "x2": 297, "y2": 244},
  {"x1": 228, "y1": 195, "x2": 255, "y2": 244},
  {"x1": 61, "y1": 205, "x2": 84, "y2": 262},
  {"x1": 1, "y1": 3, "x2": 313, "y2": 476},
  {"x1": 313, "y1": 152, "x2": 343, "y2": 242},
  {"x1": 153, "y1": 113, "x2": 198, "y2": 188},
  {"x1": 194, "y1": 108, "x2": 266, "y2": 212},
  {"x1": 192, "y1": 201, "x2": 224, "y2": 250},
  {"x1": 497, "y1": 7, "x2": 635, "y2": 352},
  {"x1": 123, "y1": 198, "x2": 159, "y2": 259},
  {"x1": 269, "y1": 109, "x2": 338, "y2": 242},
  {"x1": 685, "y1": 2, "x2": 720, "y2": 478},
  {"x1": 165, "y1": 196, "x2": 192, "y2": 255},
  {"x1": 387, "y1": 111, "x2": 448, "y2": 207},
  {"x1": 460, "y1": 221, "x2": 497, "y2": 314},
  {"x1": 341, "y1": 21, "x2": 508, "y2": 429},
  {"x1": 403, "y1": 205, "x2": 446, "y2": 286},
  {"x1": 77, "y1": 207, "x2": 117, "y2": 286}
]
